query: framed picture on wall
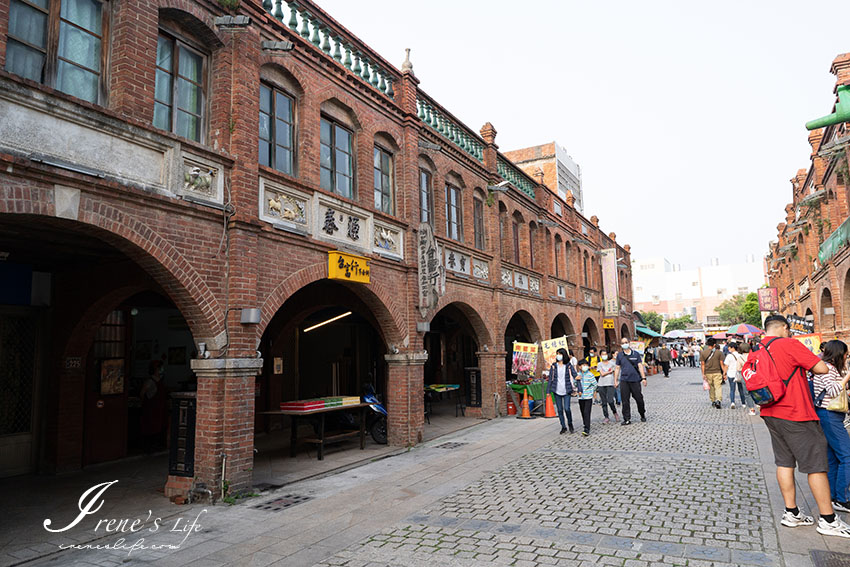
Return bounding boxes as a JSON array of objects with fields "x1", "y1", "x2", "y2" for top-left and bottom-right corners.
[
  {"x1": 100, "y1": 359, "x2": 125, "y2": 395},
  {"x1": 168, "y1": 346, "x2": 187, "y2": 366}
]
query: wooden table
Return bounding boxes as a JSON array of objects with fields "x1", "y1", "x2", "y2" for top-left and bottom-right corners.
[{"x1": 259, "y1": 403, "x2": 370, "y2": 461}]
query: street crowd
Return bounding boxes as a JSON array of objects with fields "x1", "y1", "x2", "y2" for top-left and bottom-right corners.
[{"x1": 545, "y1": 315, "x2": 850, "y2": 539}]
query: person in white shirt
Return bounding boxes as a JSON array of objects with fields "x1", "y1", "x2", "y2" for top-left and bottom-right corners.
[
  {"x1": 596, "y1": 347, "x2": 619, "y2": 423},
  {"x1": 722, "y1": 342, "x2": 753, "y2": 412},
  {"x1": 547, "y1": 348, "x2": 578, "y2": 434}
]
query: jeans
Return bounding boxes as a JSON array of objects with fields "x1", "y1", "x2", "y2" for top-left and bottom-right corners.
[
  {"x1": 553, "y1": 393, "x2": 573, "y2": 430},
  {"x1": 597, "y1": 386, "x2": 618, "y2": 419},
  {"x1": 578, "y1": 399, "x2": 593, "y2": 433},
  {"x1": 816, "y1": 406, "x2": 850, "y2": 503},
  {"x1": 620, "y1": 381, "x2": 645, "y2": 422},
  {"x1": 728, "y1": 377, "x2": 753, "y2": 408}
]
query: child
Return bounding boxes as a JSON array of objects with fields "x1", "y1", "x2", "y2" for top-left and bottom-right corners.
[
  {"x1": 596, "y1": 348, "x2": 619, "y2": 423},
  {"x1": 575, "y1": 358, "x2": 598, "y2": 436}
]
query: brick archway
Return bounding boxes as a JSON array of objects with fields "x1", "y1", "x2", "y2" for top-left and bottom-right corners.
[
  {"x1": 431, "y1": 294, "x2": 494, "y2": 347},
  {"x1": 502, "y1": 309, "x2": 542, "y2": 343},
  {"x1": 0, "y1": 196, "x2": 222, "y2": 344},
  {"x1": 259, "y1": 261, "x2": 406, "y2": 347}
]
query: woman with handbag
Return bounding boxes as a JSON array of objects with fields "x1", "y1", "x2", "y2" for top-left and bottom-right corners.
[{"x1": 812, "y1": 339, "x2": 850, "y2": 513}]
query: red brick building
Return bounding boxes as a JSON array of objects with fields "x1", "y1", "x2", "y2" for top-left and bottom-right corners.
[
  {"x1": 0, "y1": 0, "x2": 633, "y2": 495},
  {"x1": 767, "y1": 53, "x2": 850, "y2": 340}
]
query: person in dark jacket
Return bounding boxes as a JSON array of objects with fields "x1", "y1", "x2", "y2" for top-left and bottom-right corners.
[{"x1": 547, "y1": 347, "x2": 578, "y2": 434}]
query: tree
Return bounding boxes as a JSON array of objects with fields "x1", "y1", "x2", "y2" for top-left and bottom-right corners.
[
  {"x1": 715, "y1": 293, "x2": 762, "y2": 327},
  {"x1": 640, "y1": 311, "x2": 663, "y2": 332},
  {"x1": 666, "y1": 315, "x2": 694, "y2": 331}
]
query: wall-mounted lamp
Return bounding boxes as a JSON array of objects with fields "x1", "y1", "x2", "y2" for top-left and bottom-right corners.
[
  {"x1": 240, "y1": 308, "x2": 261, "y2": 324},
  {"x1": 390, "y1": 345, "x2": 400, "y2": 354}
]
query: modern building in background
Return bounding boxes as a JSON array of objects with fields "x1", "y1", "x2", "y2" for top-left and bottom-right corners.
[
  {"x1": 504, "y1": 142, "x2": 584, "y2": 214},
  {"x1": 632, "y1": 256, "x2": 766, "y2": 324},
  {"x1": 766, "y1": 53, "x2": 850, "y2": 340}
]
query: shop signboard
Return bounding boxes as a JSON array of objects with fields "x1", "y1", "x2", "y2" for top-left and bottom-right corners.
[
  {"x1": 511, "y1": 342, "x2": 538, "y2": 381},
  {"x1": 417, "y1": 223, "x2": 445, "y2": 316},
  {"x1": 602, "y1": 318, "x2": 615, "y2": 329},
  {"x1": 541, "y1": 336, "x2": 568, "y2": 367},
  {"x1": 600, "y1": 248, "x2": 620, "y2": 317},
  {"x1": 328, "y1": 251, "x2": 370, "y2": 284},
  {"x1": 786, "y1": 314, "x2": 815, "y2": 335},
  {"x1": 757, "y1": 287, "x2": 779, "y2": 312},
  {"x1": 793, "y1": 333, "x2": 822, "y2": 354}
]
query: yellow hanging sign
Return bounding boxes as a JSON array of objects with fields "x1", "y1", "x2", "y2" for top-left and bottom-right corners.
[
  {"x1": 603, "y1": 318, "x2": 615, "y2": 329},
  {"x1": 328, "y1": 251, "x2": 371, "y2": 284}
]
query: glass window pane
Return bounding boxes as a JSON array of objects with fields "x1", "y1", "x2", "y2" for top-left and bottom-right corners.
[
  {"x1": 275, "y1": 119, "x2": 290, "y2": 147},
  {"x1": 336, "y1": 174, "x2": 351, "y2": 199},
  {"x1": 320, "y1": 145, "x2": 331, "y2": 169},
  {"x1": 276, "y1": 149, "x2": 291, "y2": 175},
  {"x1": 61, "y1": 0, "x2": 102, "y2": 34},
  {"x1": 5, "y1": 41, "x2": 45, "y2": 83},
  {"x1": 153, "y1": 102, "x2": 171, "y2": 131},
  {"x1": 275, "y1": 92, "x2": 291, "y2": 120},
  {"x1": 154, "y1": 69, "x2": 173, "y2": 104},
  {"x1": 59, "y1": 22, "x2": 101, "y2": 71},
  {"x1": 320, "y1": 119, "x2": 331, "y2": 145},
  {"x1": 9, "y1": 1, "x2": 48, "y2": 49},
  {"x1": 373, "y1": 147, "x2": 380, "y2": 169},
  {"x1": 56, "y1": 61, "x2": 98, "y2": 102},
  {"x1": 373, "y1": 170, "x2": 381, "y2": 190},
  {"x1": 176, "y1": 110, "x2": 200, "y2": 141},
  {"x1": 258, "y1": 113, "x2": 271, "y2": 141},
  {"x1": 259, "y1": 139, "x2": 271, "y2": 167},
  {"x1": 320, "y1": 168, "x2": 332, "y2": 190},
  {"x1": 178, "y1": 47, "x2": 202, "y2": 82},
  {"x1": 374, "y1": 189, "x2": 382, "y2": 211},
  {"x1": 381, "y1": 152, "x2": 390, "y2": 171},
  {"x1": 334, "y1": 125, "x2": 350, "y2": 151},
  {"x1": 156, "y1": 36, "x2": 173, "y2": 70},
  {"x1": 177, "y1": 78, "x2": 202, "y2": 114},
  {"x1": 260, "y1": 85, "x2": 271, "y2": 114},
  {"x1": 335, "y1": 149, "x2": 350, "y2": 175}
]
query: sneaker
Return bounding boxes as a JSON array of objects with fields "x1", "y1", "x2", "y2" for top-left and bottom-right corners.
[
  {"x1": 581, "y1": 431, "x2": 589, "y2": 437},
  {"x1": 781, "y1": 510, "x2": 814, "y2": 527},
  {"x1": 621, "y1": 420, "x2": 631, "y2": 426},
  {"x1": 817, "y1": 516, "x2": 850, "y2": 538},
  {"x1": 560, "y1": 427, "x2": 567, "y2": 435},
  {"x1": 568, "y1": 425, "x2": 575, "y2": 434},
  {"x1": 603, "y1": 418, "x2": 610, "y2": 424},
  {"x1": 749, "y1": 408, "x2": 756, "y2": 416},
  {"x1": 730, "y1": 403, "x2": 736, "y2": 409},
  {"x1": 640, "y1": 415, "x2": 647, "y2": 422},
  {"x1": 833, "y1": 501, "x2": 850, "y2": 513}
]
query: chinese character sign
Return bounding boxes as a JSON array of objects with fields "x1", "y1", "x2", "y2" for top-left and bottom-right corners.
[
  {"x1": 541, "y1": 336, "x2": 568, "y2": 367},
  {"x1": 757, "y1": 288, "x2": 779, "y2": 312},
  {"x1": 794, "y1": 333, "x2": 822, "y2": 354},
  {"x1": 328, "y1": 251, "x2": 370, "y2": 284},
  {"x1": 417, "y1": 223, "x2": 445, "y2": 317},
  {"x1": 601, "y1": 249, "x2": 620, "y2": 317},
  {"x1": 511, "y1": 342, "x2": 538, "y2": 382}
]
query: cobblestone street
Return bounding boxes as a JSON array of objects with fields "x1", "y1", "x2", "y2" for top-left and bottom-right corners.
[{"x1": 12, "y1": 367, "x2": 850, "y2": 567}]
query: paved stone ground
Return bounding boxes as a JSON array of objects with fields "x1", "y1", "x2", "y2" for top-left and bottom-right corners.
[{"x1": 9, "y1": 367, "x2": 848, "y2": 566}]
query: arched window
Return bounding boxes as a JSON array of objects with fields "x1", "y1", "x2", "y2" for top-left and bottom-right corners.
[
  {"x1": 583, "y1": 251, "x2": 589, "y2": 286},
  {"x1": 529, "y1": 223, "x2": 537, "y2": 269},
  {"x1": 259, "y1": 84, "x2": 295, "y2": 175},
  {"x1": 554, "y1": 236, "x2": 562, "y2": 278},
  {"x1": 564, "y1": 242, "x2": 572, "y2": 281},
  {"x1": 498, "y1": 203, "x2": 508, "y2": 260},
  {"x1": 473, "y1": 190, "x2": 485, "y2": 250}
]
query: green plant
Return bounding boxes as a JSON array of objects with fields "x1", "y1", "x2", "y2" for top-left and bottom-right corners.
[{"x1": 218, "y1": 0, "x2": 240, "y2": 9}]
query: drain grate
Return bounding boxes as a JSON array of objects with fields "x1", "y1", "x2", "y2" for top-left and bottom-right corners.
[
  {"x1": 812, "y1": 550, "x2": 850, "y2": 567},
  {"x1": 251, "y1": 493, "x2": 312, "y2": 511},
  {"x1": 435, "y1": 442, "x2": 468, "y2": 450}
]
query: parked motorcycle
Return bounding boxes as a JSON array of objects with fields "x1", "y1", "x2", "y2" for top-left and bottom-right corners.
[{"x1": 363, "y1": 383, "x2": 388, "y2": 444}]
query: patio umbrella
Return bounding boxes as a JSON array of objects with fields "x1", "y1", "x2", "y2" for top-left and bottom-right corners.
[
  {"x1": 664, "y1": 330, "x2": 692, "y2": 339},
  {"x1": 727, "y1": 323, "x2": 764, "y2": 336},
  {"x1": 711, "y1": 332, "x2": 728, "y2": 340}
]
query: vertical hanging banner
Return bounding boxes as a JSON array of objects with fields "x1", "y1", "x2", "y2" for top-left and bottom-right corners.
[
  {"x1": 417, "y1": 223, "x2": 445, "y2": 317},
  {"x1": 601, "y1": 248, "x2": 620, "y2": 317},
  {"x1": 511, "y1": 342, "x2": 538, "y2": 381},
  {"x1": 541, "y1": 336, "x2": 568, "y2": 367},
  {"x1": 757, "y1": 288, "x2": 779, "y2": 312}
]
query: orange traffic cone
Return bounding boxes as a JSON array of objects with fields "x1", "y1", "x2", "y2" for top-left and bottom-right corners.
[
  {"x1": 544, "y1": 393, "x2": 557, "y2": 418},
  {"x1": 517, "y1": 388, "x2": 534, "y2": 419}
]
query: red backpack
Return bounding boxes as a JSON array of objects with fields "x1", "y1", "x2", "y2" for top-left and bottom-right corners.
[{"x1": 741, "y1": 337, "x2": 801, "y2": 407}]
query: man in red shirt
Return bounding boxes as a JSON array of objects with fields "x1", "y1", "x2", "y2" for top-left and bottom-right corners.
[{"x1": 760, "y1": 315, "x2": 850, "y2": 538}]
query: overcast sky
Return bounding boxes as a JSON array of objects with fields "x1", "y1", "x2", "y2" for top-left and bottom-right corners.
[{"x1": 319, "y1": 0, "x2": 850, "y2": 270}]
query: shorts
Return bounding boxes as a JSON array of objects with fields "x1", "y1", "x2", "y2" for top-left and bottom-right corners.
[{"x1": 762, "y1": 416, "x2": 829, "y2": 473}]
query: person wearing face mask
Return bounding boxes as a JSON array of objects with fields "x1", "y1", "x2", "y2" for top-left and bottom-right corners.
[
  {"x1": 547, "y1": 348, "x2": 578, "y2": 434},
  {"x1": 614, "y1": 337, "x2": 647, "y2": 426},
  {"x1": 575, "y1": 358, "x2": 598, "y2": 436},
  {"x1": 596, "y1": 348, "x2": 619, "y2": 423}
]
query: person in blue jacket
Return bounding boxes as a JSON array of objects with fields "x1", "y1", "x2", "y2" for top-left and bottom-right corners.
[{"x1": 547, "y1": 347, "x2": 577, "y2": 434}]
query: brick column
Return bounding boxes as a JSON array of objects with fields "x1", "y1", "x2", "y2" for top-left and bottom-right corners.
[
  {"x1": 187, "y1": 358, "x2": 263, "y2": 498},
  {"x1": 385, "y1": 351, "x2": 428, "y2": 446},
  {"x1": 476, "y1": 350, "x2": 507, "y2": 418}
]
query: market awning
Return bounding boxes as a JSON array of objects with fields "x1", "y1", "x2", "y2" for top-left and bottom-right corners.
[{"x1": 635, "y1": 325, "x2": 661, "y2": 337}]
